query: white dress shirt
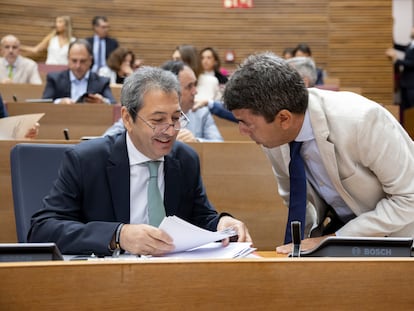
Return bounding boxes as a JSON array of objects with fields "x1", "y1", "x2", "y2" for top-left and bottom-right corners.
[{"x1": 126, "y1": 133, "x2": 165, "y2": 224}]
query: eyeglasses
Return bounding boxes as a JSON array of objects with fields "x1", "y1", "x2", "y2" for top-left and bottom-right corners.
[{"x1": 136, "y1": 112, "x2": 190, "y2": 136}]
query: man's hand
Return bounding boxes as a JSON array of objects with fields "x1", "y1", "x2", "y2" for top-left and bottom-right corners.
[
  {"x1": 177, "y1": 128, "x2": 198, "y2": 142},
  {"x1": 192, "y1": 100, "x2": 208, "y2": 112},
  {"x1": 119, "y1": 224, "x2": 175, "y2": 256},
  {"x1": 84, "y1": 93, "x2": 107, "y2": 104},
  {"x1": 60, "y1": 97, "x2": 75, "y2": 105},
  {"x1": 217, "y1": 216, "x2": 252, "y2": 246},
  {"x1": 24, "y1": 122, "x2": 40, "y2": 139},
  {"x1": 275, "y1": 235, "x2": 334, "y2": 254}
]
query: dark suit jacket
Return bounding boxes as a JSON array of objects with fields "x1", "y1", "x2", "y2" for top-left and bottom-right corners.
[
  {"x1": 394, "y1": 43, "x2": 414, "y2": 88},
  {"x1": 42, "y1": 70, "x2": 116, "y2": 103},
  {"x1": 86, "y1": 36, "x2": 119, "y2": 61},
  {"x1": 0, "y1": 95, "x2": 8, "y2": 118},
  {"x1": 28, "y1": 133, "x2": 221, "y2": 255}
]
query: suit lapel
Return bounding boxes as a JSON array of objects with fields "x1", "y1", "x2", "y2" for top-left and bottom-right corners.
[
  {"x1": 106, "y1": 133, "x2": 131, "y2": 223},
  {"x1": 63, "y1": 70, "x2": 72, "y2": 98},
  {"x1": 86, "y1": 73, "x2": 96, "y2": 93},
  {"x1": 307, "y1": 94, "x2": 358, "y2": 210}
]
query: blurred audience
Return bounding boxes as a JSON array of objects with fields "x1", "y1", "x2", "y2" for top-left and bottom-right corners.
[
  {"x1": 386, "y1": 26, "x2": 414, "y2": 123},
  {"x1": 0, "y1": 35, "x2": 42, "y2": 84},
  {"x1": 293, "y1": 43, "x2": 324, "y2": 85},
  {"x1": 282, "y1": 47, "x2": 295, "y2": 59},
  {"x1": 42, "y1": 39, "x2": 115, "y2": 104},
  {"x1": 20, "y1": 16, "x2": 75, "y2": 65},
  {"x1": 98, "y1": 47, "x2": 136, "y2": 84},
  {"x1": 86, "y1": 16, "x2": 119, "y2": 72}
]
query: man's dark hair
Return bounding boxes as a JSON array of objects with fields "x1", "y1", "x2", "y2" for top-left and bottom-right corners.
[
  {"x1": 160, "y1": 60, "x2": 185, "y2": 77},
  {"x1": 69, "y1": 39, "x2": 93, "y2": 56},
  {"x1": 92, "y1": 16, "x2": 108, "y2": 26}
]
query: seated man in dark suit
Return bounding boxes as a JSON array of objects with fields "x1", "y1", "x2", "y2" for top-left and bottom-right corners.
[
  {"x1": 86, "y1": 16, "x2": 119, "y2": 72},
  {"x1": 42, "y1": 39, "x2": 116, "y2": 105},
  {"x1": 29, "y1": 66, "x2": 252, "y2": 256}
]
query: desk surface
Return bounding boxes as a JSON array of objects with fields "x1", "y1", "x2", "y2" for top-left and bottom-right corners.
[{"x1": 0, "y1": 254, "x2": 413, "y2": 310}]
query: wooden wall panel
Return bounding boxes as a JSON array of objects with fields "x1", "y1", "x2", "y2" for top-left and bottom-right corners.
[{"x1": 0, "y1": 0, "x2": 392, "y2": 104}]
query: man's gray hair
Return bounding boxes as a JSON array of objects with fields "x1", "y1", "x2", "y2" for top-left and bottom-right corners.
[
  {"x1": 121, "y1": 66, "x2": 181, "y2": 120},
  {"x1": 286, "y1": 56, "x2": 317, "y2": 87}
]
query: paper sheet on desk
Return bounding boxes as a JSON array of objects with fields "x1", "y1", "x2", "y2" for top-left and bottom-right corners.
[
  {"x1": 0, "y1": 113, "x2": 44, "y2": 139},
  {"x1": 159, "y1": 216, "x2": 236, "y2": 253},
  {"x1": 161, "y1": 242, "x2": 256, "y2": 259}
]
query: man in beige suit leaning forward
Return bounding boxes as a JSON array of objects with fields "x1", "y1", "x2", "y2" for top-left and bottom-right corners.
[
  {"x1": 0, "y1": 34, "x2": 42, "y2": 84},
  {"x1": 223, "y1": 52, "x2": 414, "y2": 254}
]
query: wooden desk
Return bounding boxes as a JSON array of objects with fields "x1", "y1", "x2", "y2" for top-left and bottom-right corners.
[
  {"x1": 0, "y1": 83, "x2": 44, "y2": 103},
  {"x1": 6, "y1": 102, "x2": 121, "y2": 139},
  {"x1": 0, "y1": 257, "x2": 413, "y2": 310}
]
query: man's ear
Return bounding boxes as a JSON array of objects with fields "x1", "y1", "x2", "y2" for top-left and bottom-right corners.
[
  {"x1": 121, "y1": 106, "x2": 132, "y2": 131},
  {"x1": 277, "y1": 109, "x2": 293, "y2": 130}
]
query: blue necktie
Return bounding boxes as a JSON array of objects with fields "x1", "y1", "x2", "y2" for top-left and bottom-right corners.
[
  {"x1": 97, "y1": 39, "x2": 103, "y2": 70},
  {"x1": 284, "y1": 141, "x2": 307, "y2": 244},
  {"x1": 146, "y1": 161, "x2": 166, "y2": 227}
]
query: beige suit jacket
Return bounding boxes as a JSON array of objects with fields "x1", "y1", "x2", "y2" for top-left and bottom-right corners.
[
  {"x1": 264, "y1": 88, "x2": 414, "y2": 238},
  {"x1": 0, "y1": 56, "x2": 42, "y2": 84}
]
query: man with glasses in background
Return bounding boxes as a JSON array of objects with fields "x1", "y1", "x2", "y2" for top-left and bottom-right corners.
[
  {"x1": 86, "y1": 16, "x2": 119, "y2": 73},
  {"x1": 28, "y1": 66, "x2": 251, "y2": 256},
  {"x1": 104, "y1": 60, "x2": 223, "y2": 142}
]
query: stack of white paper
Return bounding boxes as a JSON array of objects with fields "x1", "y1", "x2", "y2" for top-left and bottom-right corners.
[{"x1": 157, "y1": 216, "x2": 256, "y2": 259}]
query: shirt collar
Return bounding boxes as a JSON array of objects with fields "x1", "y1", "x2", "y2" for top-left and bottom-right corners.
[
  {"x1": 69, "y1": 70, "x2": 90, "y2": 83},
  {"x1": 294, "y1": 109, "x2": 314, "y2": 142},
  {"x1": 126, "y1": 132, "x2": 164, "y2": 166}
]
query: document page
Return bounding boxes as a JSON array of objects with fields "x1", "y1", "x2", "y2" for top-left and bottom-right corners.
[
  {"x1": 0, "y1": 113, "x2": 44, "y2": 139},
  {"x1": 159, "y1": 216, "x2": 236, "y2": 253}
]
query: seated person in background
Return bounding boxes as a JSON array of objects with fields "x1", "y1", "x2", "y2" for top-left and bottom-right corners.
[
  {"x1": 104, "y1": 61, "x2": 223, "y2": 142},
  {"x1": 172, "y1": 44, "x2": 200, "y2": 76},
  {"x1": 28, "y1": 66, "x2": 251, "y2": 256},
  {"x1": 293, "y1": 43, "x2": 324, "y2": 85},
  {"x1": 199, "y1": 47, "x2": 228, "y2": 85},
  {"x1": 223, "y1": 52, "x2": 414, "y2": 254},
  {"x1": 0, "y1": 94, "x2": 39, "y2": 138},
  {"x1": 0, "y1": 35, "x2": 42, "y2": 84},
  {"x1": 20, "y1": 16, "x2": 75, "y2": 65},
  {"x1": 42, "y1": 39, "x2": 115, "y2": 104},
  {"x1": 98, "y1": 47, "x2": 136, "y2": 84},
  {"x1": 286, "y1": 56, "x2": 317, "y2": 88},
  {"x1": 282, "y1": 47, "x2": 295, "y2": 60}
]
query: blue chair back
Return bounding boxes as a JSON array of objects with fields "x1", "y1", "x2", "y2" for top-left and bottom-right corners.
[{"x1": 10, "y1": 143, "x2": 73, "y2": 242}]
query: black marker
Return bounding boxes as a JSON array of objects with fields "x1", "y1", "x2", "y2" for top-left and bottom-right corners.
[{"x1": 63, "y1": 128, "x2": 70, "y2": 140}]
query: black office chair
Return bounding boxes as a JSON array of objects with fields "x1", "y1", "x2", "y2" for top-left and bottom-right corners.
[{"x1": 10, "y1": 143, "x2": 73, "y2": 242}]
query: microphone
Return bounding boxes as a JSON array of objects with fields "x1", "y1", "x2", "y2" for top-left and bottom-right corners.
[
  {"x1": 12, "y1": 95, "x2": 18, "y2": 102},
  {"x1": 63, "y1": 128, "x2": 70, "y2": 140},
  {"x1": 290, "y1": 221, "x2": 302, "y2": 257}
]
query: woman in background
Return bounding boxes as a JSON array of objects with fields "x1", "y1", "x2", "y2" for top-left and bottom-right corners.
[
  {"x1": 20, "y1": 16, "x2": 75, "y2": 65},
  {"x1": 172, "y1": 44, "x2": 200, "y2": 77},
  {"x1": 199, "y1": 47, "x2": 228, "y2": 85},
  {"x1": 98, "y1": 47, "x2": 137, "y2": 84}
]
